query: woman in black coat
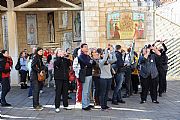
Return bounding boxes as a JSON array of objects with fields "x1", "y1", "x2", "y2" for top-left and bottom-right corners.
[
  {"x1": 31, "y1": 47, "x2": 45, "y2": 110},
  {"x1": 54, "y1": 48, "x2": 71, "y2": 113}
]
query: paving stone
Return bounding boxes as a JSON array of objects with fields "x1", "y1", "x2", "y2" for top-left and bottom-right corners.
[{"x1": 1, "y1": 80, "x2": 180, "y2": 120}]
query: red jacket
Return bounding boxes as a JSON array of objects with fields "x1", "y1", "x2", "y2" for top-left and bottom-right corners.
[{"x1": 1, "y1": 57, "x2": 13, "y2": 79}]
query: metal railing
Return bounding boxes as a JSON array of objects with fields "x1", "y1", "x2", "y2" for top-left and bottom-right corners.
[{"x1": 155, "y1": 14, "x2": 180, "y2": 80}]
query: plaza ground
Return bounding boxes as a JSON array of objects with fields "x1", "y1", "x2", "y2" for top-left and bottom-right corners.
[{"x1": 1, "y1": 80, "x2": 180, "y2": 120}]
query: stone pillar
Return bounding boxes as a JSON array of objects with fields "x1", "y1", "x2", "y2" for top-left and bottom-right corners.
[
  {"x1": 6, "y1": 0, "x2": 19, "y2": 85},
  {"x1": 83, "y1": 0, "x2": 100, "y2": 48}
]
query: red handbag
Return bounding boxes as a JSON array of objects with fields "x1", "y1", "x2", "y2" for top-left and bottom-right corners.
[{"x1": 69, "y1": 67, "x2": 76, "y2": 82}]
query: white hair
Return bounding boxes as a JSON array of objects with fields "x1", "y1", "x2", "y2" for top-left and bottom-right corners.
[{"x1": 55, "y1": 48, "x2": 63, "y2": 55}]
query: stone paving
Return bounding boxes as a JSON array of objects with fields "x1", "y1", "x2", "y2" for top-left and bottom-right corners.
[{"x1": 1, "y1": 80, "x2": 180, "y2": 120}]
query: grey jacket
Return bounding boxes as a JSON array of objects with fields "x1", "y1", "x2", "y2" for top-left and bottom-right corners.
[
  {"x1": 139, "y1": 54, "x2": 159, "y2": 79},
  {"x1": 99, "y1": 49, "x2": 117, "y2": 79}
]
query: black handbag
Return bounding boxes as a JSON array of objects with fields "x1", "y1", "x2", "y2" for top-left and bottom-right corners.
[{"x1": 79, "y1": 68, "x2": 86, "y2": 83}]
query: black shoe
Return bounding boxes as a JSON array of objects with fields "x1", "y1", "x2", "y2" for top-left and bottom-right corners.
[
  {"x1": 123, "y1": 94, "x2": 129, "y2": 98},
  {"x1": 82, "y1": 107, "x2": 91, "y2": 111},
  {"x1": 117, "y1": 100, "x2": 126, "y2": 103},
  {"x1": 88, "y1": 105, "x2": 94, "y2": 108},
  {"x1": 134, "y1": 91, "x2": 138, "y2": 94},
  {"x1": 105, "y1": 106, "x2": 112, "y2": 110},
  {"x1": 159, "y1": 94, "x2": 162, "y2": 97},
  {"x1": 140, "y1": 101, "x2": 146, "y2": 104},
  {"x1": 152, "y1": 100, "x2": 159, "y2": 104},
  {"x1": 68, "y1": 96, "x2": 72, "y2": 99},
  {"x1": 1, "y1": 103, "x2": 12, "y2": 107},
  {"x1": 21, "y1": 84, "x2": 27, "y2": 89},
  {"x1": 112, "y1": 101, "x2": 119, "y2": 105},
  {"x1": 107, "y1": 98, "x2": 112, "y2": 101}
]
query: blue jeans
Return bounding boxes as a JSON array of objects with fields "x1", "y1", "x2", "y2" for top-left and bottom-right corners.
[
  {"x1": 82, "y1": 76, "x2": 92, "y2": 108},
  {"x1": 112, "y1": 72, "x2": 125, "y2": 101},
  {"x1": 99, "y1": 78, "x2": 112, "y2": 109}
]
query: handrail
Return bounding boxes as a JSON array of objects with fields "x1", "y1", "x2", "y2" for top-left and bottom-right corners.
[{"x1": 156, "y1": 13, "x2": 180, "y2": 28}]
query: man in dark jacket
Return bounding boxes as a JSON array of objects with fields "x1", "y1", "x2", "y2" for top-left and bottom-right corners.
[
  {"x1": 0, "y1": 50, "x2": 13, "y2": 107},
  {"x1": 112, "y1": 45, "x2": 126, "y2": 105},
  {"x1": 139, "y1": 45, "x2": 161, "y2": 104},
  {"x1": 78, "y1": 43, "x2": 95, "y2": 111}
]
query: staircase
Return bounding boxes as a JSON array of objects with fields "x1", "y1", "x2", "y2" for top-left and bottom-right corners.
[
  {"x1": 42, "y1": 42, "x2": 60, "y2": 50},
  {"x1": 155, "y1": 14, "x2": 180, "y2": 80}
]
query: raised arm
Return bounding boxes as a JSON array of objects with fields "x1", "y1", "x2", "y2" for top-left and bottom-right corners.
[
  {"x1": 151, "y1": 46, "x2": 161, "y2": 56},
  {"x1": 99, "y1": 49, "x2": 108, "y2": 65},
  {"x1": 108, "y1": 51, "x2": 117, "y2": 64},
  {"x1": 162, "y1": 43, "x2": 167, "y2": 52}
]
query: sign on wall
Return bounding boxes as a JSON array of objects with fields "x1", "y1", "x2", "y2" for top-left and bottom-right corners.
[
  {"x1": 107, "y1": 11, "x2": 145, "y2": 40},
  {"x1": 26, "y1": 14, "x2": 38, "y2": 45},
  {"x1": 73, "y1": 11, "x2": 81, "y2": 42},
  {"x1": 48, "y1": 12, "x2": 55, "y2": 43},
  {"x1": 58, "y1": 11, "x2": 68, "y2": 29},
  {"x1": 62, "y1": 32, "x2": 73, "y2": 50}
]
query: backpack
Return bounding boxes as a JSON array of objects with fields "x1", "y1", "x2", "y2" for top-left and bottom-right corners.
[{"x1": 15, "y1": 58, "x2": 21, "y2": 70}]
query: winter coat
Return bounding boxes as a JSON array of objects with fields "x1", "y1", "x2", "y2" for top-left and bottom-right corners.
[
  {"x1": 0, "y1": 56, "x2": 13, "y2": 79},
  {"x1": 30, "y1": 55, "x2": 45, "y2": 82},
  {"x1": 54, "y1": 57, "x2": 70, "y2": 81},
  {"x1": 73, "y1": 57, "x2": 80, "y2": 78}
]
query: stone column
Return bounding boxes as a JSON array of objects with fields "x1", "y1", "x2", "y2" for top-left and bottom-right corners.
[
  {"x1": 6, "y1": 0, "x2": 19, "y2": 85},
  {"x1": 83, "y1": 0, "x2": 100, "y2": 48}
]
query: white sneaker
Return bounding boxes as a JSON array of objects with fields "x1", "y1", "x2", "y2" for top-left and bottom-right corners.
[
  {"x1": 28, "y1": 96, "x2": 33, "y2": 99},
  {"x1": 40, "y1": 90, "x2": 44, "y2": 94},
  {"x1": 55, "y1": 108, "x2": 60, "y2": 113},
  {"x1": 63, "y1": 107, "x2": 72, "y2": 110}
]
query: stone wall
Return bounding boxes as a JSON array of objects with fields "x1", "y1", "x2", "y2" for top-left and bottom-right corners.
[
  {"x1": 84, "y1": 0, "x2": 154, "y2": 51},
  {"x1": 16, "y1": 11, "x2": 73, "y2": 53},
  {"x1": 16, "y1": 12, "x2": 48, "y2": 53},
  {"x1": 83, "y1": 0, "x2": 100, "y2": 48}
]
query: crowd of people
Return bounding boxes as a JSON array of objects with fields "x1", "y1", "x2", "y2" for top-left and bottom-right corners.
[{"x1": 0, "y1": 40, "x2": 168, "y2": 112}]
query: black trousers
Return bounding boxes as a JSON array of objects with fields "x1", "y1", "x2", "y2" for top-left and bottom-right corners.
[
  {"x1": 32, "y1": 79, "x2": 43, "y2": 108},
  {"x1": 92, "y1": 76, "x2": 100, "y2": 104},
  {"x1": 140, "y1": 76, "x2": 158, "y2": 101},
  {"x1": 20, "y1": 70, "x2": 28, "y2": 83},
  {"x1": 131, "y1": 74, "x2": 139, "y2": 93},
  {"x1": 158, "y1": 68, "x2": 165, "y2": 95},
  {"x1": 162, "y1": 70, "x2": 167, "y2": 92},
  {"x1": 55, "y1": 80, "x2": 69, "y2": 108},
  {"x1": 1, "y1": 77, "x2": 11, "y2": 104},
  {"x1": 125, "y1": 67, "x2": 133, "y2": 95}
]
